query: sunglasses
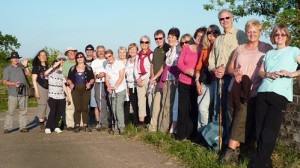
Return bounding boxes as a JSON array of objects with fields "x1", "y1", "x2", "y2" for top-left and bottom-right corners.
[
  {"x1": 77, "y1": 55, "x2": 84, "y2": 58},
  {"x1": 140, "y1": 41, "x2": 149, "y2": 44},
  {"x1": 219, "y1": 16, "x2": 231, "y2": 21},
  {"x1": 155, "y1": 37, "x2": 163, "y2": 41},
  {"x1": 86, "y1": 48, "x2": 93, "y2": 51},
  {"x1": 207, "y1": 30, "x2": 219, "y2": 35},
  {"x1": 180, "y1": 41, "x2": 190, "y2": 45},
  {"x1": 105, "y1": 55, "x2": 112, "y2": 59},
  {"x1": 274, "y1": 33, "x2": 287, "y2": 37}
]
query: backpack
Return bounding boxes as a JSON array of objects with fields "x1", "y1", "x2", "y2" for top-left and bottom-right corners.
[{"x1": 201, "y1": 120, "x2": 222, "y2": 151}]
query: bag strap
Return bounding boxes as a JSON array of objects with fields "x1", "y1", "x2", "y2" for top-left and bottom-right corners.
[{"x1": 22, "y1": 68, "x2": 32, "y2": 87}]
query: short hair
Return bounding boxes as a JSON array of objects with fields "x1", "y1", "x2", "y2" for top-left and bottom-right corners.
[
  {"x1": 75, "y1": 52, "x2": 86, "y2": 65},
  {"x1": 270, "y1": 24, "x2": 292, "y2": 46},
  {"x1": 96, "y1": 45, "x2": 105, "y2": 51},
  {"x1": 104, "y1": 49, "x2": 113, "y2": 56},
  {"x1": 128, "y1": 43, "x2": 139, "y2": 51},
  {"x1": 218, "y1": 9, "x2": 234, "y2": 18},
  {"x1": 154, "y1": 29, "x2": 165, "y2": 37},
  {"x1": 245, "y1": 19, "x2": 263, "y2": 32},
  {"x1": 168, "y1": 27, "x2": 180, "y2": 40},
  {"x1": 140, "y1": 35, "x2": 151, "y2": 44},
  {"x1": 193, "y1": 27, "x2": 207, "y2": 39},
  {"x1": 118, "y1": 46, "x2": 127, "y2": 53}
]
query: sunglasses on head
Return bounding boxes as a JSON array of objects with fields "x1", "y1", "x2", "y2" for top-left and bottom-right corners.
[
  {"x1": 219, "y1": 16, "x2": 231, "y2": 21},
  {"x1": 140, "y1": 41, "x2": 149, "y2": 44},
  {"x1": 154, "y1": 37, "x2": 163, "y2": 41},
  {"x1": 180, "y1": 41, "x2": 190, "y2": 45},
  {"x1": 207, "y1": 30, "x2": 219, "y2": 35}
]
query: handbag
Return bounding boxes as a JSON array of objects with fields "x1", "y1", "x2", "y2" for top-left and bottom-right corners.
[
  {"x1": 22, "y1": 68, "x2": 35, "y2": 98},
  {"x1": 199, "y1": 66, "x2": 212, "y2": 84}
]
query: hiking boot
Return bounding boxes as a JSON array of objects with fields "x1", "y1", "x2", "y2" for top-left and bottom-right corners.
[
  {"x1": 119, "y1": 127, "x2": 125, "y2": 135},
  {"x1": 74, "y1": 127, "x2": 80, "y2": 133},
  {"x1": 219, "y1": 147, "x2": 240, "y2": 163},
  {"x1": 54, "y1": 128, "x2": 62, "y2": 133},
  {"x1": 108, "y1": 128, "x2": 114, "y2": 135},
  {"x1": 4, "y1": 129, "x2": 10, "y2": 134},
  {"x1": 20, "y1": 128, "x2": 29, "y2": 133},
  {"x1": 66, "y1": 127, "x2": 74, "y2": 131},
  {"x1": 97, "y1": 126, "x2": 107, "y2": 132},
  {"x1": 84, "y1": 126, "x2": 92, "y2": 132},
  {"x1": 45, "y1": 128, "x2": 51, "y2": 134}
]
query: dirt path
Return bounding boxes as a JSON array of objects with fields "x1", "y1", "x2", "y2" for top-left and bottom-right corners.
[{"x1": 0, "y1": 108, "x2": 181, "y2": 168}]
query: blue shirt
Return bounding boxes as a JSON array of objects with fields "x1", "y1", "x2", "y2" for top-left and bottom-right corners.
[{"x1": 258, "y1": 46, "x2": 300, "y2": 101}]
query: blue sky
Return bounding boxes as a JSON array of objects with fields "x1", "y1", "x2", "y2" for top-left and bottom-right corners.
[{"x1": 1, "y1": 0, "x2": 268, "y2": 58}]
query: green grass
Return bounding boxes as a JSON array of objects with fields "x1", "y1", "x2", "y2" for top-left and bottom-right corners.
[{"x1": 125, "y1": 124, "x2": 300, "y2": 168}]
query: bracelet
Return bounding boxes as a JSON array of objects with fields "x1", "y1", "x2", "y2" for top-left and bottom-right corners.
[
  {"x1": 195, "y1": 78, "x2": 199, "y2": 82},
  {"x1": 24, "y1": 66, "x2": 28, "y2": 68}
]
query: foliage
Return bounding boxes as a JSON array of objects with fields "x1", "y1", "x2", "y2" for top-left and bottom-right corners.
[
  {"x1": 203, "y1": 0, "x2": 300, "y2": 47},
  {"x1": 0, "y1": 31, "x2": 21, "y2": 61},
  {"x1": 42, "y1": 47, "x2": 62, "y2": 66}
]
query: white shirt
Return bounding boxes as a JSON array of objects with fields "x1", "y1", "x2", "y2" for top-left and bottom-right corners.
[
  {"x1": 105, "y1": 60, "x2": 127, "y2": 93},
  {"x1": 91, "y1": 58, "x2": 108, "y2": 83},
  {"x1": 125, "y1": 58, "x2": 137, "y2": 88},
  {"x1": 165, "y1": 44, "x2": 180, "y2": 80},
  {"x1": 134, "y1": 53, "x2": 153, "y2": 80}
]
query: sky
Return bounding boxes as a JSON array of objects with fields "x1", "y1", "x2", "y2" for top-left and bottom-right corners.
[{"x1": 0, "y1": 0, "x2": 269, "y2": 58}]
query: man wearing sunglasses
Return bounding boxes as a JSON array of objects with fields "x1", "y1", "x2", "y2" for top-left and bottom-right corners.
[
  {"x1": 148, "y1": 29, "x2": 170, "y2": 132},
  {"x1": 208, "y1": 9, "x2": 247, "y2": 147},
  {"x1": 85, "y1": 44, "x2": 94, "y2": 66}
]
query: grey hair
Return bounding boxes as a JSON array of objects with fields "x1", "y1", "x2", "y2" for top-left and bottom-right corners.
[
  {"x1": 118, "y1": 46, "x2": 127, "y2": 53},
  {"x1": 96, "y1": 45, "x2": 105, "y2": 50},
  {"x1": 218, "y1": 9, "x2": 234, "y2": 18}
]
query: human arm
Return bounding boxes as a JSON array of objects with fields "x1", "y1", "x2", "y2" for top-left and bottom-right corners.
[
  {"x1": 150, "y1": 65, "x2": 163, "y2": 84},
  {"x1": 22, "y1": 58, "x2": 31, "y2": 76},
  {"x1": 227, "y1": 49, "x2": 242, "y2": 83},
  {"x1": 177, "y1": 46, "x2": 195, "y2": 77}
]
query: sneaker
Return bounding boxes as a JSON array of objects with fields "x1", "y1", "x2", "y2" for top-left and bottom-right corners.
[
  {"x1": 74, "y1": 127, "x2": 80, "y2": 133},
  {"x1": 54, "y1": 128, "x2": 62, "y2": 133},
  {"x1": 219, "y1": 147, "x2": 240, "y2": 163},
  {"x1": 45, "y1": 128, "x2": 51, "y2": 134},
  {"x1": 20, "y1": 128, "x2": 29, "y2": 133},
  {"x1": 119, "y1": 127, "x2": 125, "y2": 135},
  {"x1": 4, "y1": 129, "x2": 10, "y2": 134}
]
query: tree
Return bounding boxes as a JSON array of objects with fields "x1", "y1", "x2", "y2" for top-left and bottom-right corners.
[
  {"x1": 0, "y1": 31, "x2": 21, "y2": 61},
  {"x1": 42, "y1": 47, "x2": 62, "y2": 65},
  {"x1": 203, "y1": 0, "x2": 300, "y2": 47}
]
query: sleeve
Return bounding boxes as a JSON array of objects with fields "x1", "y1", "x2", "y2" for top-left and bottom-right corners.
[
  {"x1": 177, "y1": 46, "x2": 188, "y2": 73},
  {"x1": 293, "y1": 47, "x2": 300, "y2": 61},
  {"x1": 32, "y1": 65, "x2": 39, "y2": 74},
  {"x1": 196, "y1": 49, "x2": 207, "y2": 71},
  {"x1": 134, "y1": 58, "x2": 140, "y2": 79},
  {"x1": 87, "y1": 67, "x2": 95, "y2": 82},
  {"x1": 67, "y1": 66, "x2": 73, "y2": 82},
  {"x1": 140, "y1": 54, "x2": 151, "y2": 80},
  {"x1": 2, "y1": 67, "x2": 9, "y2": 81}
]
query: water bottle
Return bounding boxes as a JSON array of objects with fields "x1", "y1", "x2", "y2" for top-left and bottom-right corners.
[{"x1": 147, "y1": 83, "x2": 154, "y2": 95}]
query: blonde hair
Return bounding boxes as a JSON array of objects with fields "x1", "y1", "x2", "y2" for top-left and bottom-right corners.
[
  {"x1": 245, "y1": 19, "x2": 263, "y2": 32},
  {"x1": 128, "y1": 43, "x2": 139, "y2": 51}
]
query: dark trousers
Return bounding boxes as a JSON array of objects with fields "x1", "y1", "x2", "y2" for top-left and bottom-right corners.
[
  {"x1": 46, "y1": 97, "x2": 66, "y2": 129},
  {"x1": 124, "y1": 88, "x2": 139, "y2": 126},
  {"x1": 175, "y1": 82, "x2": 198, "y2": 140},
  {"x1": 251, "y1": 92, "x2": 288, "y2": 168},
  {"x1": 72, "y1": 84, "x2": 91, "y2": 125}
]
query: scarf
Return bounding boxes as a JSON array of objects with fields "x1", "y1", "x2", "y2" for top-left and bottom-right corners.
[{"x1": 138, "y1": 49, "x2": 153, "y2": 74}]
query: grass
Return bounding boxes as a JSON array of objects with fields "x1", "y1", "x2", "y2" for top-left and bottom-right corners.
[{"x1": 125, "y1": 123, "x2": 300, "y2": 168}]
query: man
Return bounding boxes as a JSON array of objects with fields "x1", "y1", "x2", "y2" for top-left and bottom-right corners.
[
  {"x1": 90, "y1": 45, "x2": 110, "y2": 131},
  {"x1": 62, "y1": 47, "x2": 77, "y2": 130},
  {"x1": 208, "y1": 9, "x2": 247, "y2": 147},
  {"x1": 3, "y1": 51, "x2": 31, "y2": 133},
  {"x1": 85, "y1": 44, "x2": 94, "y2": 66},
  {"x1": 148, "y1": 29, "x2": 170, "y2": 132}
]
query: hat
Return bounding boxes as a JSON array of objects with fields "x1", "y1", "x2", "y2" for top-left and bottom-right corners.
[
  {"x1": 56, "y1": 55, "x2": 67, "y2": 61},
  {"x1": 85, "y1": 44, "x2": 94, "y2": 51},
  {"x1": 9, "y1": 51, "x2": 22, "y2": 59},
  {"x1": 64, "y1": 47, "x2": 78, "y2": 56}
]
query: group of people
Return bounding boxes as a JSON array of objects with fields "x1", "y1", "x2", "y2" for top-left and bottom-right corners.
[{"x1": 2, "y1": 9, "x2": 300, "y2": 168}]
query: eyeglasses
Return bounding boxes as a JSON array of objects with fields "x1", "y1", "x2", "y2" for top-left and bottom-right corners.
[
  {"x1": 140, "y1": 41, "x2": 150, "y2": 44},
  {"x1": 207, "y1": 30, "x2": 219, "y2": 35},
  {"x1": 77, "y1": 55, "x2": 84, "y2": 58},
  {"x1": 155, "y1": 37, "x2": 163, "y2": 41},
  {"x1": 86, "y1": 48, "x2": 93, "y2": 51},
  {"x1": 274, "y1": 33, "x2": 287, "y2": 37},
  {"x1": 219, "y1": 16, "x2": 231, "y2": 21},
  {"x1": 105, "y1": 55, "x2": 112, "y2": 59},
  {"x1": 180, "y1": 41, "x2": 190, "y2": 45}
]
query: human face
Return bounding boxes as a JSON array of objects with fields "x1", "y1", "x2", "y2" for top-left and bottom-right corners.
[
  {"x1": 85, "y1": 48, "x2": 94, "y2": 57},
  {"x1": 76, "y1": 54, "x2": 85, "y2": 63},
  {"x1": 118, "y1": 49, "x2": 127, "y2": 60},
  {"x1": 154, "y1": 34, "x2": 164, "y2": 47},
  {"x1": 38, "y1": 51, "x2": 47, "y2": 63},
  {"x1": 219, "y1": 11, "x2": 233, "y2": 30},
  {"x1": 246, "y1": 26, "x2": 261, "y2": 43},
  {"x1": 207, "y1": 28, "x2": 219, "y2": 43},
  {"x1": 274, "y1": 29, "x2": 287, "y2": 46},
  {"x1": 96, "y1": 48, "x2": 105, "y2": 59},
  {"x1": 10, "y1": 58, "x2": 19, "y2": 66},
  {"x1": 167, "y1": 34, "x2": 178, "y2": 47},
  {"x1": 67, "y1": 50, "x2": 76, "y2": 60},
  {"x1": 140, "y1": 37, "x2": 150, "y2": 50},
  {"x1": 105, "y1": 53, "x2": 114, "y2": 64},
  {"x1": 195, "y1": 32, "x2": 204, "y2": 45},
  {"x1": 129, "y1": 47, "x2": 138, "y2": 57}
]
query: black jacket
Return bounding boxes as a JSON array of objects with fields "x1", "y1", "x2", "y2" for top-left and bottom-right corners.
[{"x1": 67, "y1": 65, "x2": 94, "y2": 90}]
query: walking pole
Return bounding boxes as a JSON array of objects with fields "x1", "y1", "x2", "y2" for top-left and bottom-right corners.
[
  {"x1": 98, "y1": 81, "x2": 102, "y2": 127},
  {"x1": 219, "y1": 78, "x2": 223, "y2": 151}
]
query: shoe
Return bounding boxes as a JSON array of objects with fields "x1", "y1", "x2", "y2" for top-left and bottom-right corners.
[
  {"x1": 54, "y1": 128, "x2": 62, "y2": 133},
  {"x1": 45, "y1": 128, "x2": 51, "y2": 134},
  {"x1": 4, "y1": 129, "x2": 10, "y2": 134},
  {"x1": 108, "y1": 128, "x2": 114, "y2": 134},
  {"x1": 66, "y1": 127, "x2": 74, "y2": 131},
  {"x1": 20, "y1": 128, "x2": 29, "y2": 133},
  {"x1": 84, "y1": 126, "x2": 92, "y2": 132},
  {"x1": 219, "y1": 147, "x2": 240, "y2": 163},
  {"x1": 97, "y1": 126, "x2": 107, "y2": 132},
  {"x1": 39, "y1": 122, "x2": 45, "y2": 132},
  {"x1": 119, "y1": 127, "x2": 125, "y2": 135},
  {"x1": 74, "y1": 127, "x2": 80, "y2": 133}
]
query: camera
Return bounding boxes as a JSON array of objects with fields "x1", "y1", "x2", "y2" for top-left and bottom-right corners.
[{"x1": 17, "y1": 83, "x2": 25, "y2": 95}]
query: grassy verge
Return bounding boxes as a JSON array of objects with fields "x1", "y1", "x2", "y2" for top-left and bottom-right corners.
[
  {"x1": 125, "y1": 124, "x2": 300, "y2": 168},
  {"x1": 0, "y1": 97, "x2": 37, "y2": 112}
]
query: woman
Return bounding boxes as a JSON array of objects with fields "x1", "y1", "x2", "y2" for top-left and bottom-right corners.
[
  {"x1": 251, "y1": 24, "x2": 300, "y2": 167},
  {"x1": 105, "y1": 49, "x2": 127, "y2": 135},
  {"x1": 67, "y1": 52, "x2": 95, "y2": 133},
  {"x1": 125, "y1": 43, "x2": 139, "y2": 126},
  {"x1": 176, "y1": 27, "x2": 207, "y2": 140},
  {"x1": 32, "y1": 50, "x2": 50, "y2": 131},
  {"x1": 44, "y1": 59, "x2": 71, "y2": 134},
  {"x1": 135, "y1": 35, "x2": 153, "y2": 127},
  {"x1": 179, "y1": 34, "x2": 194, "y2": 49},
  {"x1": 195, "y1": 25, "x2": 221, "y2": 133},
  {"x1": 220, "y1": 19, "x2": 273, "y2": 163}
]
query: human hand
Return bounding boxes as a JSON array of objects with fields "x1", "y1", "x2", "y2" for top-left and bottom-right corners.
[
  {"x1": 196, "y1": 82, "x2": 203, "y2": 95},
  {"x1": 215, "y1": 65, "x2": 225, "y2": 79},
  {"x1": 21, "y1": 58, "x2": 29, "y2": 67}
]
